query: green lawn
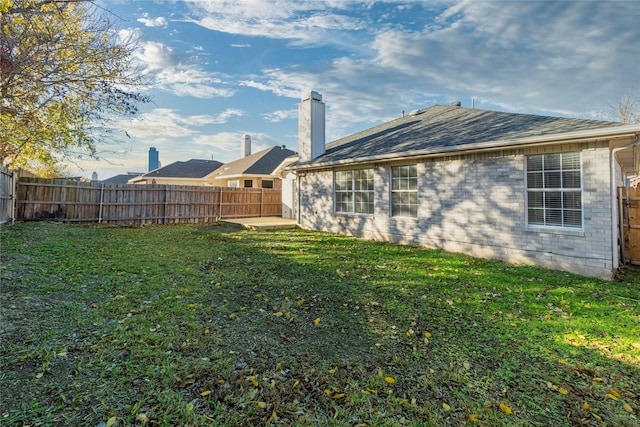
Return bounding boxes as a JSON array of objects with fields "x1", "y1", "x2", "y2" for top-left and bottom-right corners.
[{"x1": 1, "y1": 222, "x2": 638, "y2": 426}]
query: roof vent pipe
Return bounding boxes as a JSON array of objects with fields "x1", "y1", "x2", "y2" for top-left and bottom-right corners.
[{"x1": 451, "y1": 100, "x2": 462, "y2": 107}]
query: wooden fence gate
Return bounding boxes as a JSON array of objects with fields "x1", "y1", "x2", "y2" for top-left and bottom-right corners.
[
  {"x1": 0, "y1": 166, "x2": 15, "y2": 224},
  {"x1": 620, "y1": 186, "x2": 640, "y2": 265}
]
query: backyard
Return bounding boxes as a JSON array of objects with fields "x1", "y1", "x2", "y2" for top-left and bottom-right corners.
[{"x1": 0, "y1": 222, "x2": 638, "y2": 426}]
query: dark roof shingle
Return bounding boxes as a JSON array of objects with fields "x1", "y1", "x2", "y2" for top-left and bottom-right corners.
[
  {"x1": 296, "y1": 105, "x2": 625, "y2": 168},
  {"x1": 141, "y1": 159, "x2": 223, "y2": 178}
]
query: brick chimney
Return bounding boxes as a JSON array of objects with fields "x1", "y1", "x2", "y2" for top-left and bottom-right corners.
[{"x1": 298, "y1": 90, "x2": 325, "y2": 162}]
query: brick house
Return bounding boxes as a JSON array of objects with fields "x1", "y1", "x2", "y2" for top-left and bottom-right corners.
[{"x1": 289, "y1": 91, "x2": 640, "y2": 279}]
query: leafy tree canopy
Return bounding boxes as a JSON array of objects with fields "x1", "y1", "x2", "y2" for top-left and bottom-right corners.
[{"x1": 0, "y1": 0, "x2": 150, "y2": 175}]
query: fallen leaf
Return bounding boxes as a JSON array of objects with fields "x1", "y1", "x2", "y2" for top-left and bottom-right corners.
[
  {"x1": 293, "y1": 380, "x2": 299, "y2": 388},
  {"x1": 559, "y1": 387, "x2": 569, "y2": 395},
  {"x1": 333, "y1": 393, "x2": 345, "y2": 399},
  {"x1": 106, "y1": 416, "x2": 117, "y2": 427},
  {"x1": 469, "y1": 413, "x2": 479, "y2": 423},
  {"x1": 623, "y1": 402, "x2": 634, "y2": 413},
  {"x1": 591, "y1": 413, "x2": 602, "y2": 422},
  {"x1": 608, "y1": 389, "x2": 621, "y2": 399},
  {"x1": 186, "y1": 403, "x2": 194, "y2": 412},
  {"x1": 384, "y1": 376, "x2": 395, "y2": 385},
  {"x1": 442, "y1": 403, "x2": 451, "y2": 411},
  {"x1": 593, "y1": 377, "x2": 603, "y2": 382},
  {"x1": 253, "y1": 401, "x2": 267, "y2": 409},
  {"x1": 273, "y1": 311, "x2": 283, "y2": 317},
  {"x1": 313, "y1": 317, "x2": 321, "y2": 325},
  {"x1": 499, "y1": 403, "x2": 512, "y2": 414},
  {"x1": 200, "y1": 390, "x2": 211, "y2": 397},
  {"x1": 582, "y1": 402, "x2": 590, "y2": 410},
  {"x1": 424, "y1": 331, "x2": 432, "y2": 338},
  {"x1": 136, "y1": 414, "x2": 148, "y2": 423}
]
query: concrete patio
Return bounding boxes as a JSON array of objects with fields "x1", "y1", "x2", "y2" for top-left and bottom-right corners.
[{"x1": 221, "y1": 217, "x2": 298, "y2": 230}]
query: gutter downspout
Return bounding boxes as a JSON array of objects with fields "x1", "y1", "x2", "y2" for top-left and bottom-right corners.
[
  {"x1": 611, "y1": 136, "x2": 640, "y2": 272},
  {"x1": 293, "y1": 171, "x2": 306, "y2": 226}
]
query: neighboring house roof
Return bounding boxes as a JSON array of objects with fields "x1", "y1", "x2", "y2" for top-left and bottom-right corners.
[
  {"x1": 139, "y1": 159, "x2": 224, "y2": 179},
  {"x1": 215, "y1": 146, "x2": 297, "y2": 178},
  {"x1": 293, "y1": 104, "x2": 639, "y2": 170},
  {"x1": 272, "y1": 154, "x2": 299, "y2": 178},
  {"x1": 102, "y1": 173, "x2": 143, "y2": 184}
]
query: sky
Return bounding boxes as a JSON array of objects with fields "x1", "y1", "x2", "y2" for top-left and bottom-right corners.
[{"x1": 78, "y1": 0, "x2": 639, "y2": 181}]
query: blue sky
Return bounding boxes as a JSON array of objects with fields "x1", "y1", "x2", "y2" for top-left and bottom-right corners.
[{"x1": 80, "y1": 0, "x2": 639, "y2": 180}]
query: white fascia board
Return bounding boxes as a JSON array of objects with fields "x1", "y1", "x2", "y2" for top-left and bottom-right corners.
[{"x1": 215, "y1": 173, "x2": 273, "y2": 179}]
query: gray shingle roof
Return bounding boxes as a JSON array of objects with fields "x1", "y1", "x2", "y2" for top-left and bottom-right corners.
[
  {"x1": 296, "y1": 105, "x2": 625, "y2": 168},
  {"x1": 141, "y1": 159, "x2": 223, "y2": 178},
  {"x1": 215, "y1": 146, "x2": 297, "y2": 177},
  {"x1": 102, "y1": 173, "x2": 143, "y2": 184}
]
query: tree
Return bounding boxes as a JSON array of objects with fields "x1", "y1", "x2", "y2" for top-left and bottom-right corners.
[
  {"x1": 609, "y1": 92, "x2": 640, "y2": 124},
  {"x1": 0, "y1": 0, "x2": 149, "y2": 174}
]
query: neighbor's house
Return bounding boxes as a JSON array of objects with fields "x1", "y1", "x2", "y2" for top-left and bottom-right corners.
[
  {"x1": 208, "y1": 135, "x2": 296, "y2": 190},
  {"x1": 290, "y1": 91, "x2": 640, "y2": 279},
  {"x1": 128, "y1": 159, "x2": 223, "y2": 185}
]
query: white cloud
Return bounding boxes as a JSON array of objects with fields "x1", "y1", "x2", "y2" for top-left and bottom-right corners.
[
  {"x1": 134, "y1": 39, "x2": 235, "y2": 99},
  {"x1": 262, "y1": 109, "x2": 297, "y2": 123},
  {"x1": 242, "y1": 0, "x2": 639, "y2": 136},
  {"x1": 137, "y1": 14, "x2": 168, "y2": 28},
  {"x1": 231, "y1": 44, "x2": 251, "y2": 48},
  {"x1": 183, "y1": 0, "x2": 367, "y2": 47}
]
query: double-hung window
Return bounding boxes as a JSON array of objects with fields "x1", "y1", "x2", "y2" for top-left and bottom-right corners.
[
  {"x1": 335, "y1": 169, "x2": 374, "y2": 214},
  {"x1": 391, "y1": 165, "x2": 418, "y2": 217},
  {"x1": 526, "y1": 152, "x2": 582, "y2": 229}
]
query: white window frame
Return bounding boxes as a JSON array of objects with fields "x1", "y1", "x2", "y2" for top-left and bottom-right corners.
[
  {"x1": 334, "y1": 169, "x2": 374, "y2": 215},
  {"x1": 526, "y1": 152, "x2": 583, "y2": 230},
  {"x1": 391, "y1": 165, "x2": 418, "y2": 218}
]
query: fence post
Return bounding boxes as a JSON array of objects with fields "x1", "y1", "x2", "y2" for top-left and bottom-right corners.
[
  {"x1": 219, "y1": 187, "x2": 223, "y2": 220},
  {"x1": 11, "y1": 171, "x2": 16, "y2": 224},
  {"x1": 98, "y1": 182, "x2": 105, "y2": 223},
  {"x1": 164, "y1": 186, "x2": 169, "y2": 224},
  {"x1": 260, "y1": 188, "x2": 263, "y2": 217}
]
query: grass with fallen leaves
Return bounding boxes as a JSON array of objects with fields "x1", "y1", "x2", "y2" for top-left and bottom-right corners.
[{"x1": 1, "y1": 222, "x2": 638, "y2": 426}]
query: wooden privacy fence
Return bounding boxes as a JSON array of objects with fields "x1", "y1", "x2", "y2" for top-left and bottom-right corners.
[
  {"x1": 620, "y1": 186, "x2": 640, "y2": 265},
  {"x1": 16, "y1": 178, "x2": 282, "y2": 225},
  {"x1": 0, "y1": 165, "x2": 16, "y2": 224}
]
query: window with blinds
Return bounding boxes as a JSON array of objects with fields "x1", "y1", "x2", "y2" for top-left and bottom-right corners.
[{"x1": 526, "y1": 152, "x2": 582, "y2": 228}]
